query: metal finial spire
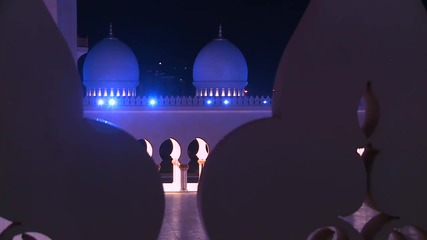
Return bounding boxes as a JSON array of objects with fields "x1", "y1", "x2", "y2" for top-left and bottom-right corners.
[
  {"x1": 109, "y1": 22, "x2": 113, "y2": 38},
  {"x1": 218, "y1": 24, "x2": 223, "y2": 39}
]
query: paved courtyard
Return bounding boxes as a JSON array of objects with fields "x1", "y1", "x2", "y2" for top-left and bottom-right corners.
[
  {"x1": 158, "y1": 192, "x2": 383, "y2": 240},
  {"x1": 0, "y1": 192, "x2": 418, "y2": 239},
  {"x1": 158, "y1": 192, "x2": 209, "y2": 240}
]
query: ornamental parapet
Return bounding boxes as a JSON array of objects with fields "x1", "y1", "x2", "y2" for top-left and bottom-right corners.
[{"x1": 83, "y1": 96, "x2": 272, "y2": 107}]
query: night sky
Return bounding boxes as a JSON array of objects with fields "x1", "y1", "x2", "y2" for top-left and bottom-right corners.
[{"x1": 77, "y1": 0, "x2": 427, "y2": 96}]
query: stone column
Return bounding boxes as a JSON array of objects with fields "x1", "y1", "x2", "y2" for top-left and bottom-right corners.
[
  {"x1": 179, "y1": 164, "x2": 189, "y2": 191},
  {"x1": 198, "y1": 159, "x2": 206, "y2": 178}
]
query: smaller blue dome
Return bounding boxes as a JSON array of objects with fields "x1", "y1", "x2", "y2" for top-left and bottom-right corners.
[
  {"x1": 83, "y1": 37, "x2": 139, "y2": 88},
  {"x1": 193, "y1": 37, "x2": 248, "y2": 89},
  {"x1": 192, "y1": 26, "x2": 249, "y2": 97},
  {"x1": 193, "y1": 25, "x2": 248, "y2": 96}
]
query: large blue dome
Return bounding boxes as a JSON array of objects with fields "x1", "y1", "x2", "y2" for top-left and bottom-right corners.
[
  {"x1": 83, "y1": 37, "x2": 139, "y2": 96},
  {"x1": 193, "y1": 31, "x2": 248, "y2": 97}
]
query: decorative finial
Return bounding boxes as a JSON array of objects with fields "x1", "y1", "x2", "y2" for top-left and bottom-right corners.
[
  {"x1": 218, "y1": 24, "x2": 223, "y2": 39},
  {"x1": 109, "y1": 22, "x2": 113, "y2": 38}
]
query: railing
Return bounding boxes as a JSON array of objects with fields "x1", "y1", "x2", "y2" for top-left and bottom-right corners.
[{"x1": 83, "y1": 96, "x2": 272, "y2": 107}]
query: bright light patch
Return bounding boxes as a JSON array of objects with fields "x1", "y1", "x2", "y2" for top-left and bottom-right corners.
[
  {"x1": 357, "y1": 148, "x2": 365, "y2": 156},
  {"x1": 108, "y1": 98, "x2": 116, "y2": 106},
  {"x1": 94, "y1": 118, "x2": 118, "y2": 127},
  {"x1": 149, "y1": 99, "x2": 157, "y2": 106},
  {"x1": 223, "y1": 99, "x2": 230, "y2": 105},
  {"x1": 263, "y1": 100, "x2": 268, "y2": 104},
  {"x1": 144, "y1": 139, "x2": 154, "y2": 157},
  {"x1": 97, "y1": 99, "x2": 105, "y2": 106},
  {"x1": 195, "y1": 138, "x2": 209, "y2": 160},
  {"x1": 170, "y1": 138, "x2": 181, "y2": 161},
  {"x1": 206, "y1": 99, "x2": 212, "y2": 105}
]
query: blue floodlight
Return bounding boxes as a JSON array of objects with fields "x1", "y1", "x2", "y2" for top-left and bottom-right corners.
[
  {"x1": 97, "y1": 99, "x2": 105, "y2": 106},
  {"x1": 223, "y1": 99, "x2": 230, "y2": 105},
  {"x1": 206, "y1": 99, "x2": 213, "y2": 105},
  {"x1": 262, "y1": 100, "x2": 268, "y2": 104},
  {"x1": 108, "y1": 98, "x2": 116, "y2": 106},
  {"x1": 149, "y1": 99, "x2": 157, "y2": 106}
]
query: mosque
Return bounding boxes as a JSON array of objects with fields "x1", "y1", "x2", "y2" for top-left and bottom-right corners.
[
  {"x1": 42, "y1": 0, "x2": 273, "y2": 191},
  {"x1": 3, "y1": 1, "x2": 425, "y2": 239}
]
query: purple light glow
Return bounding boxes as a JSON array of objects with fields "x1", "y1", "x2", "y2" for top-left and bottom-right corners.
[
  {"x1": 108, "y1": 98, "x2": 116, "y2": 106},
  {"x1": 149, "y1": 99, "x2": 157, "y2": 106},
  {"x1": 97, "y1": 99, "x2": 105, "y2": 106}
]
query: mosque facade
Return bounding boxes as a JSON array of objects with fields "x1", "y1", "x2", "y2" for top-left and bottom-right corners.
[{"x1": 43, "y1": 0, "x2": 272, "y2": 191}]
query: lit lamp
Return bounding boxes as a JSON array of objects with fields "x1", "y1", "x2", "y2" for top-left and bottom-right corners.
[
  {"x1": 97, "y1": 99, "x2": 105, "y2": 106},
  {"x1": 108, "y1": 98, "x2": 116, "y2": 106},
  {"x1": 195, "y1": 138, "x2": 209, "y2": 177},
  {"x1": 149, "y1": 99, "x2": 157, "y2": 106}
]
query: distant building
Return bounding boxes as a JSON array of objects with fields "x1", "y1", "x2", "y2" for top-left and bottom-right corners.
[
  {"x1": 193, "y1": 25, "x2": 248, "y2": 97},
  {"x1": 44, "y1": 0, "x2": 272, "y2": 191},
  {"x1": 83, "y1": 24, "x2": 139, "y2": 97},
  {"x1": 42, "y1": 0, "x2": 87, "y2": 61}
]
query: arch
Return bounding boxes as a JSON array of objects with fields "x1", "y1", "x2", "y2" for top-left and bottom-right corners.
[
  {"x1": 159, "y1": 138, "x2": 182, "y2": 183},
  {"x1": 137, "y1": 139, "x2": 154, "y2": 158},
  {"x1": 187, "y1": 137, "x2": 210, "y2": 182},
  {"x1": 169, "y1": 138, "x2": 182, "y2": 161},
  {"x1": 195, "y1": 138, "x2": 209, "y2": 160}
]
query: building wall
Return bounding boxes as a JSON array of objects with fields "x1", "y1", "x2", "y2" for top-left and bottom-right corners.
[
  {"x1": 43, "y1": 0, "x2": 77, "y2": 61},
  {"x1": 42, "y1": 0, "x2": 58, "y2": 23},
  {"x1": 84, "y1": 107, "x2": 272, "y2": 164}
]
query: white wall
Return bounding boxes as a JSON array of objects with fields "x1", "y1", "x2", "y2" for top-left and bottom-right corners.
[
  {"x1": 84, "y1": 107, "x2": 271, "y2": 164},
  {"x1": 43, "y1": 0, "x2": 77, "y2": 61}
]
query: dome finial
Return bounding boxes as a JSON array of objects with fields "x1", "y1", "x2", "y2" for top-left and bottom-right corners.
[
  {"x1": 109, "y1": 22, "x2": 114, "y2": 38},
  {"x1": 218, "y1": 24, "x2": 223, "y2": 39}
]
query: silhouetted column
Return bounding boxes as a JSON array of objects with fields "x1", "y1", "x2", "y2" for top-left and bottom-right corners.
[
  {"x1": 179, "y1": 164, "x2": 189, "y2": 191},
  {"x1": 198, "y1": 159, "x2": 206, "y2": 178}
]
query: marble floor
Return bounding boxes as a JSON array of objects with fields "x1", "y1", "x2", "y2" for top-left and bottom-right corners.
[
  {"x1": 1, "y1": 192, "x2": 419, "y2": 239},
  {"x1": 157, "y1": 193, "x2": 392, "y2": 240},
  {"x1": 158, "y1": 192, "x2": 209, "y2": 240}
]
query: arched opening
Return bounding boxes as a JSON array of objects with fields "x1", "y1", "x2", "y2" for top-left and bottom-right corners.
[
  {"x1": 159, "y1": 139, "x2": 173, "y2": 183},
  {"x1": 187, "y1": 138, "x2": 209, "y2": 183},
  {"x1": 137, "y1": 139, "x2": 154, "y2": 158},
  {"x1": 187, "y1": 140, "x2": 198, "y2": 172},
  {"x1": 137, "y1": 139, "x2": 156, "y2": 170},
  {"x1": 159, "y1": 138, "x2": 181, "y2": 183}
]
